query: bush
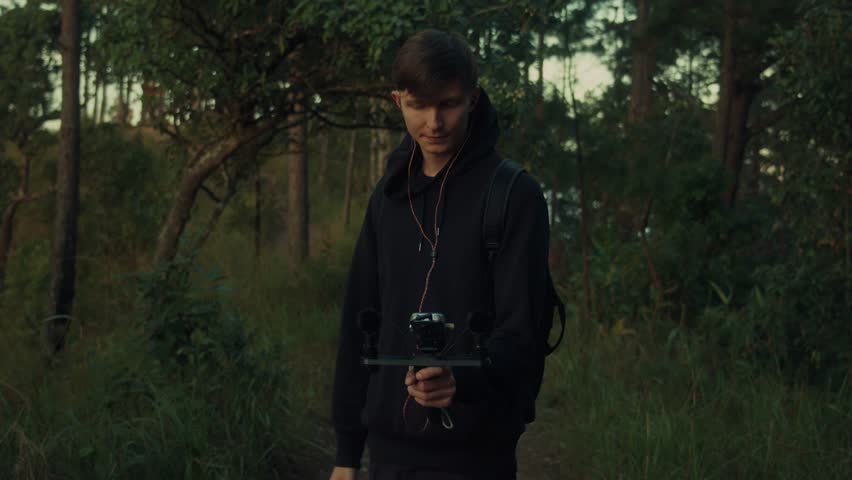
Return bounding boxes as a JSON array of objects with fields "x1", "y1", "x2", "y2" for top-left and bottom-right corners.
[{"x1": 0, "y1": 249, "x2": 290, "y2": 479}]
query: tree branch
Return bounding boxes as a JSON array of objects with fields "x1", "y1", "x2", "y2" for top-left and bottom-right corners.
[{"x1": 199, "y1": 184, "x2": 222, "y2": 204}]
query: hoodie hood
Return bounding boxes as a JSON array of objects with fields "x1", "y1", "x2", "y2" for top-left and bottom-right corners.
[{"x1": 382, "y1": 88, "x2": 500, "y2": 201}]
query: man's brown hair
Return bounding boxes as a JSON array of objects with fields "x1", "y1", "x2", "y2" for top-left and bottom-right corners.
[{"x1": 392, "y1": 29, "x2": 479, "y2": 98}]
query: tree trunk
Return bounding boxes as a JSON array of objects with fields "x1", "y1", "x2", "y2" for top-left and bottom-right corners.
[
  {"x1": 627, "y1": 0, "x2": 656, "y2": 126},
  {"x1": 47, "y1": 0, "x2": 81, "y2": 354},
  {"x1": 153, "y1": 129, "x2": 264, "y2": 265},
  {"x1": 368, "y1": 127, "x2": 376, "y2": 192},
  {"x1": 536, "y1": 28, "x2": 545, "y2": 121},
  {"x1": 254, "y1": 157, "x2": 262, "y2": 258},
  {"x1": 318, "y1": 129, "x2": 329, "y2": 190},
  {"x1": 82, "y1": 29, "x2": 90, "y2": 117},
  {"x1": 287, "y1": 103, "x2": 308, "y2": 262},
  {"x1": 0, "y1": 201, "x2": 21, "y2": 294},
  {"x1": 845, "y1": 157, "x2": 851, "y2": 310},
  {"x1": 92, "y1": 74, "x2": 100, "y2": 123},
  {"x1": 98, "y1": 74, "x2": 108, "y2": 124},
  {"x1": 718, "y1": 85, "x2": 757, "y2": 207},
  {"x1": 715, "y1": 0, "x2": 759, "y2": 209},
  {"x1": 343, "y1": 130, "x2": 356, "y2": 228},
  {"x1": 567, "y1": 57, "x2": 593, "y2": 330},
  {"x1": 125, "y1": 78, "x2": 133, "y2": 124},
  {"x1": 191, "y1": 164, "x2": 247, "y2": 254},
  {"x1": 379, "y1": 129, "x2": 390, "y2": 179},
  {"x1": 115, "y1": 76, "x2": 128, "y2": 125}
]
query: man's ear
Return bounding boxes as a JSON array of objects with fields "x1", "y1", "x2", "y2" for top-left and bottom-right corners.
[{"x1": 391, "y1": 90, "x2": 402, "y2": 109}]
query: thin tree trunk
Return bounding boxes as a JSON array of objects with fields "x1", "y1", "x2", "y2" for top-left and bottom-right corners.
[
  {"x1": 99, "y1": 74, "x2": 108, "y2": 124},
  {"x1": 638, "y1": 197, "x2": 663, "y2": 296},
  {"x1": 47, "y1": 0, "x2": 81, "y2": 354},
  {"x1": 191, "y1": 164, "x2": 247, "y2": 254},
  {"x1": 343, "y1": 130, "x2": 356, "y2": 228},
  {"x1": 379, "y1": 129, "x2": 390, "y2": 179},
  {"x1": 318, "y1": 129, "x2": 329, "y2": 189},
  {"x1": 287, "y1": 102, "x2": 308, "y2": 262},
  {"x1": 368, "y1": 128, "x2": 376, "y2": 192},
  {"x1": 567, "y1": 56, "x2": 593, "y2": 329},
  {"x1": 116, "y1": 76, "x2": 127, "y2": 125},
  {"x1": 0, "y1": 202, "x2": 21, "y2": 294},
  {"x1": 536, "y1": 28, "x2": 545, "y2": 121},
  {"x1": 1, "y1": 149, "x2": 32, "y2": 294},
  {"x1": 254, "y1": 157, "x2": 262, "y2": 258},
  {"x1": 125, "y1": 77, "x2": 133, "y2": 124},
  {"x1": 368, "y1": 100, "x2": 377, "y2": 190},
  {"x1": 845, "y1": 156, "x2": 851, "y2": 309},
  {"x1": 93, "y1": 75, "x2": 100, "y2": 123},
  {"x1": 82, "y1": 29, "x2": 90, "y2": 117}
]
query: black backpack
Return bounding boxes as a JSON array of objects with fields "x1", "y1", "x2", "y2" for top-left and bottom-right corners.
[{"x1": 482, "y1": 158, "x2": 566, "y2": 421}]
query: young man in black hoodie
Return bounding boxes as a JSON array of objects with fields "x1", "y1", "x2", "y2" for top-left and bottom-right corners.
[{"x1": 329, "y1": 29, "x2": 551, "y2": 480}]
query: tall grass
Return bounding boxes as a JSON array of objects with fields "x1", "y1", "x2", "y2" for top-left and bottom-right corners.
[{"x1": 527, "y1": 312, "x2": 852, "y2": 479}]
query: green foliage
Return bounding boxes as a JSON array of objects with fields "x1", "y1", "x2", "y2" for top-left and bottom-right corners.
[
  {"x1": 293, "y1": 0, "x2": 463, "y2": 68},
  {"x1": 137, "y1": 248, "x2": 250, "y2": 374},
  {"x1": 0, "y1": 2, "x2": 59, "y2": 143},
  {"x1": 78, "y1": 124, "x2": 171, "y2": 257},
  {"x1": 0, "y1": 248, "x2": 290, "y2": 478},
  {"x1": 746, "y1": 256, "x2": 850, "y2": 383},
  {"x1": 1, "y1": 237, "x2": 51, "y2": 311}
]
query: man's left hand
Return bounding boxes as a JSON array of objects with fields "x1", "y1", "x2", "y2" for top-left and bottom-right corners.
[{"x1": 405, "y1": 366, "x2": 456, "y2": 408}]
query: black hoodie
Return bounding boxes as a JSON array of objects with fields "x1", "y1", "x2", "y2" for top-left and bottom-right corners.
[{"x1": 331, "y1": 89, "x2": 550, "y2": 475}]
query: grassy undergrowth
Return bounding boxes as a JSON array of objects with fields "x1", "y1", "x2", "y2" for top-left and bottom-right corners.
[
  {"x1": 1, "y1": 220, "x2": 850, "y2": 479},
  {"x1": 531, "y1": 315, "x2": 852, "y2": 479}
]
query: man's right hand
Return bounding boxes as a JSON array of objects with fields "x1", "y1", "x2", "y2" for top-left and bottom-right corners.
[{"x1": 329, "y1": 466, "x2": 358, "y2": 480}]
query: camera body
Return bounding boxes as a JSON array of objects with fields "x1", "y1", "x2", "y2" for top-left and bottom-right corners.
[{"x1": 409, "y1": 312, "x2": 452, "y2": 354}]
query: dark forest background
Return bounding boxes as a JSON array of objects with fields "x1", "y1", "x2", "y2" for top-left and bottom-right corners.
[{"x1": 0, "y1": 0, "x2": 849, "y2": 478}]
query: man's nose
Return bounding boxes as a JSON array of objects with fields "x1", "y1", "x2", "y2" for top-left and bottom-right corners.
[{"x1": 425, "y1": 108, "x2": 444, "y2": 130}]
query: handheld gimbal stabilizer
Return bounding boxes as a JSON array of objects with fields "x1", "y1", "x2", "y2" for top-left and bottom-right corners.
[{"x1": 359, "y1": 309, "x2": 493, "y2": 370}]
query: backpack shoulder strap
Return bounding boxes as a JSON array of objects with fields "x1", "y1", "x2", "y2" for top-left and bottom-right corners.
[
  {"x1": 483, "y1": 158, "x2": 566, "y2": 356},
  {"x1": 482, "y1": 159, "x2": 525, "y2": 262},
  {"x1": 545, "y1": 270, "x2": 566, "y2": 354}
]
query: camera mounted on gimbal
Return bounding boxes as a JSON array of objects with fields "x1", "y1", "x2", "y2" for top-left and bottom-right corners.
[{"x1": 359, "y1": 309, "x2": 493, "y2": 370}]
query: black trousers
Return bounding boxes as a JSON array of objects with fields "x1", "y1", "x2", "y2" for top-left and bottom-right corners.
[{"x1": 368, "y1": 463, "x2": 516, "y2": 480}]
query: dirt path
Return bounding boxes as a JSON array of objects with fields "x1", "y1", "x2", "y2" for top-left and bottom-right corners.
[{"x1": 515, "y1": 406, "x2": 568, "y2": 480}]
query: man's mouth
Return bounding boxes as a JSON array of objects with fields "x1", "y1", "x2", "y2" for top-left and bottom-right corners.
[{"x1": 424, "y1": 134, "x2": 449, "y2": 142}]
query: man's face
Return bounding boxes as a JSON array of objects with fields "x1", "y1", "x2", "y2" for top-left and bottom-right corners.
[{"x1": 391, "y1": 82, "x2": 479, "y2": 160}]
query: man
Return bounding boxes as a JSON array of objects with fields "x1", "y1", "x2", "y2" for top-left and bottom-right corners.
[{"x1": 330, "y1": 29, "x2": 551, "y2": 480}]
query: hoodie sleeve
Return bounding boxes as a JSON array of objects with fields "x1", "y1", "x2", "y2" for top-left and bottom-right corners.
[
  {"x1": 454, "y1": 173, "x2": 550, "y2": 415},
  {"x1": 331, "y1": 189, "x2": 382, "y2": 468}
]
